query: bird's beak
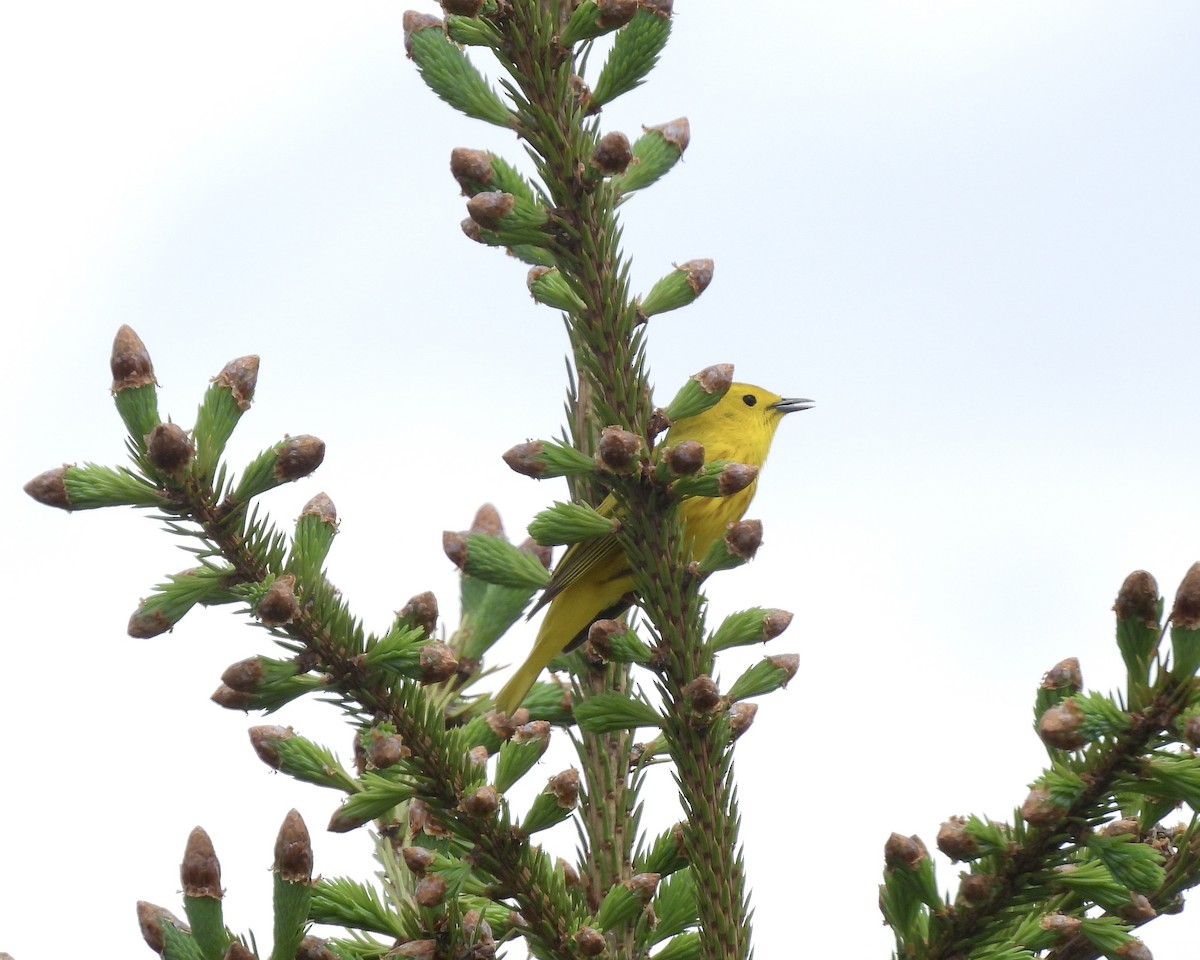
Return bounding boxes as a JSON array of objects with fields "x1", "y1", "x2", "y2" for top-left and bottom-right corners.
[{"x1": 770, "y1": 397, "x2": 815, "y2": 414}]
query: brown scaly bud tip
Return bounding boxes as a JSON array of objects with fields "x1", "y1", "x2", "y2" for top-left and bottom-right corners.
[
  {"x1": 548, "y1": 767, "x2": 581, "y2": 808},
  {"x1": 1021, "y1": 786, "x2": 1067, "y2": 826},
  {"x1": 274, "y1": 435, "x2": 325, "y2": 482},
  {"x1": 295, "y1": 937, "x2": 338, "y2": 960},
  {"x1": 181, "y1": 826, "x2": 222, "y2": 898},
  {"x1": 403, "y1": 845, "x2": 436, "y2": 875},
  {"x1": 215, "y1": 355, "x2": 260, "y2": 410},
  {"x1": 366, "y1": 729, "x2": 408, "y2": 769},
  {"x1": 443, "y1": 530, "x2": 468, "y2": 569},
  {"x1": 1115, "y1": 941, "x2": 1153, "y2": 960},
  {"x1": 409, "y1": 798, "x2": 451, "y2": 839},
  {"x1": 442, "y1": 0, "x2": 484, "y2": 17},
  {"x1": 527, "y1": 264, "x2": 552, "y2": 292},
  {"x1": 301, "y1": 492, "x2": 338, "y2": 526},
  {"x1": 450, "y1": 147, "x2": 493, "y2": 192},
  {"x1": 520, "y1": 537, "x2": 554, "y2": 570},
  {"x1": 259, "y1": 573, "x2": 299, "y2": 625},
  {"x1": 392, "y1": 942, "x2": 437, "y2": 960},
  {"x1": 1121, "y1": 893, "x2": 1158, "y2": 923},
  {"x1": 558, "y1": 857, "x2": 582, "y2": 888},
  {"x1": 725, "y1": 518, "x2": 764, "y2": 559},
  {"x1": 629, "y1": 872, "x2": 660, "y2": 902},
  {"x1": 485, "y1": 709, "x2": 522, "y2": 740},
  {"x1": 1114, "y1": 569, "x2": 1160, "y2": 626},
  {"x1": 419, "y1": 641, "x2": 459, "y2": 683},
  {"x1": 647, "y1": 408, "x2": 671, "y2": 441},
  {"x1": 24, "y1": 465, "x2": 72, "y2": 510},
  {"x1": 1171, "y1": 563, "x2": 1200, "y2": 629},
  {"x1": 646, "y1": 115, "x2": 689, "y2": 152},
  {"x1": 137, "y1": 901, "x2": 188, "y2": 953},
  {"x1": 717, "y1": 462, "x2": 759, "y2": 497},
  {"x1": 597, "y1": 424, "x2": 641, "y2": 470},
  {"x1": 503, "y1": 440, "x2": 547, "y2": 478},
  {"x1": 212, "y1": 684, "x2": 254, "y2": 711},
  {"x1": 461, "y1": 217, "x2": 484, "y2": 243},
  {"x1": 399, "y1": 590, "x2": 439, "y2": 634},
  {"x1": 678, "y1": 258, "x2": 714, "y2": 296},
  {"x1": 128, "y1": 605, "x2": 173, "y2": 639},
  {"x1": 274, "y1": 809, "x2": 313, "y2": 883},
  {"x1": 1038, "y1": 699, "x2": 1087, "y2": 750},
  {"x1": 575, "y1": 926, "x2": 606, "y2": 956},
  {"x1": 763, "y1": 609, "x2": 793, "y2": 640},
  {"x1": 768, "y1": 653, "x2": 800, "y2": 686},
  {"x1": 684, "y1": 675, "x2": 721, "y2": 713},
  {"x1": 146, "y1": 422, "x2": 194, "y2": 473},
  {"x1": 592, "y1": 131, "x2": 632, "y2": 175},
  {"x1": 414, "y1": 874, "x2": 449, "y2": 907},
  {"x1": 1103, "y1": 817, "x2": 1139, "y2": 837},
  {"x1": 640, "y1": 0, "x2": 673, "y2": 15},
  {"x1": 585, "y1": 618, "x2": 626, "y2": 659},
  {"x1": 402, "y1": 11, "x2": 443, "y2": 56},
  {"x1": 957, "y1": 872, "x2": 996, "y2": 904},
  {"x1": 1041, "y1": 657, "x2": 1083, "y2": 691},
  {"x1": 695, "y1": 362, "x2": 733, "y2": 395},
  {"x1": 471, "y1": 503, "x2": 504, "y2": 537},
  {"x1": 1039, "y1": 913, "x2": 1082, "y2": 937},
  {"x1": 665, "y1": 440, "x2": 705, "y2": 475},
  {"x1": 466, "y1": 190, "x2": 514, "y2": 228},
  {"x1": 462, "y1": 785, "x2": 500, "y2": 817},
  {"x1": 514, "y1": 719, "x2": 552, "y2": 750},
  {"x1": 468, "y1": 744, "x2": 489, "y2": 767},
  {"x1": 221, "y1": 657, "x2": 265, "y2": 693},
  {"x1": 936, "y1": 817, "x2": 978, "y2": 861},
  {"x1": 729, "y1": 701, "x2": 758, "y2": 739},
  {"x1": 462, "y1": 909, "x2": 496, "y2": 946},
  {"x1": 110, "y1": 324, "x2": 156, "y2": 392},
  {"x1": 883, "y1": 833, "x2": 927, "y2": 871},
  {"x1": 248, "y1": 725, "x2": 293, "y2": 769}
]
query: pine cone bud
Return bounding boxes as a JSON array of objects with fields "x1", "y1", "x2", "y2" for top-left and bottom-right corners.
[
  {"x1": 249, "y1": 725, "x2": 293, "y2": 768},
  {"x1": 181, "y1": 827, "x2": 222, "y2": 898},
  {"x1": 111, "y1": 325, "x2": 156, "y2": 392},
  {"x1": 274, "y1": 809, "x2": 313, "y2": 883},
  {"x1": 403, "y1": 846, "x2": 436, "y2": 875},
  {"x1": 1114, "y1": 570, "x2": 1160, "y2": 626},
  {"x1": 414, "y1": 875, "x2": 448, "y2": 907},
  {"x1": 598, "y1": 425, "x2": 641, "y2": 470},
  {"x1": 548, "y1": 768, "x2": 580, "y2": 808},
  {"x1": 1041, "y1": 657, "x2": 1083, "y2": 692},
  {"x1": 684, "y1": 675, "x2": 721, "y2": 713},
  {"x1": 665, "y1": 440, "x2": 705, "y2": 475},
  {"x1": 936, "y1": 817, "x2": 978, "y2": 861},
  {"x1": 575, "y1": 926, "x2": 605, "y2": 956},
  {"x1": 728, "y1": 701, "x2": 757, "y2": 739},
  {"x1": 137, "y1": 901, "x2": 188, "y2": 953},
  {"x1": 24, "y1": 466, "x2": 72, "y2": 509},
  {"x1": 146, "y1": 422, "x2": 194, "y2": 473},
  {"x1": 259, "y1": 574, "x2": 299, "y2": 626},
  {"x1": 462, "y1": 785, "x2": 500, "y2": 817},
  {"x1": 884, "y1": 833, "x2": 927, "y2": 871},
  {"x1": 1171, "y1": 563, "x2": 1200, "y2": 629},
  {"x1": 1021, "y1": 786, "x2": 1067, "y2": 825},
  {"x1": 592, "y1": 131, "x2": 633, "y2": 175},
  {"x1": 274, "y1": 435, "x2": 325, "y2": 482},
  {"x1": 215, "y1": 355, "x2": 259, "y2": 409}
]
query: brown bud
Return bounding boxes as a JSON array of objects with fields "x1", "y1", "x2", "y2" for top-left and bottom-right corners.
[
  {"x1": 214, "y1": 355, "x2": 259, "y2": 410},
  {"x1": 677, "y1": 258, "x2": 713, "y2": 297},
  {"x1": 598, "y1": 425, "x2": 641, "y2": 470},
  {"x1": 365, "y1": 729, "x2": 407, "y2": 769},
  {"x1": 1041, "y1": 657, "x2": 1083, "y2": 692},
  {"x1": 295, "y1": 937, "x2": 338, "y2": 960},
  {"x1": 1115, "y1": 941, "x2": 1153, "y2": 960},
  {"x1": 646, "y1": 115, "x2": 688, "y2": 151},
  {"x1": 111, "y1": 325, "x2": 156, "y2": 392},
  {"x1": 222, "y1": 657, "x2": 266, "y2": 693},
  {"x1": 584, "y1": 619, "x2": 626, "y2": 660},
  {"x1": 514, "y1": 720, "x2": 552, "y2": 750},
  {"x1": 503, "y1": 440, "x2": 547, "y2": 478},
  {"x1": 442, "y1": 0, "x2": 484, "y2": 17},
  {"x1": 471, "y1": 503, "x2": 504, "y2": 537},
  {"x1": 414, "y1": 874, "x2": 448, "y2": 907},
  {"x1": 521, "y1": 537, "x2": 554, "y2": 570},
  {"x1": 403, "y1": 846, "x2": 436, "y2": 875},
  {"x1": 1120, "y1": 893, "x2": 1157, "y2": 923},
  {"x1": 684, "y1": 675, "x2": 721, "y2": 713},
  {"x1": 274, "y1": 808, "x2": 313, "y2": 883},
  {"x1": 1183, "y1": 713, "x2": 1200, "y2": 747},
  {"x1": 1171, "y1": 563, "x2": 1200, "y2": 629},
  {"x1": 223, "y1": 945, "x2": 256, "y2": 960},
  {"x1": 629, "y1": 872, "x2": 660, "y2": 902},
  {"x1": 408, "y1": 799, "x2": 451, "y2": 839},
  {"x1": 462, "y1": 785, "x2": 500, "y2": 817},
  {"x1": 180, "y1": 826, "x2": 222, "y2": 899},
  {"x1": 467, "y1": 191, "x2": 515, "y2": 228},
  {"x1": 249, "y1": 725, "x2": 293, "y2": 768},
  {"x1": 1103, "y1": 817, "x2": 1139, "y2": 837},
  {"x1": 763, "y1": 609, "x2": 793, "y2": 640},
  {"x1": 728, "y1": 701, "x2": 757, "y2": 739},
  {"x1": 419, "y1": 641, "x2": 459, "y2": 683},
  {"x1": 665, "y1": 440, "x2": 705, "y2": 475},
  {"x1": 1038, "y1": 699, "x2": 1087, "y2": 750},
  {"x1": 24, "y1": 465, "x2": 72, "y2": 510},
  {"x1": 558, "y1": 857, "x2": 581, "y2": 888},
  {"x1": 641, "y1": 0, "x2": 673, "y2": 16},
  {"x1": 695, "y1": 362, "x2": 733, "y2": 395},
  {"x1": 137, "y1": 901, "x2": 188, "y2": 954},
  {"x1": 717, "y1": 462, "x2": 758, "y2": 497},
  {"x1": 450, "y1": 147, "x2": 493, "y2": 191},
  {"x1": 768, "y1": 654, "x2": 799, "y2": 686},
  {"x1": 883, "y1": 833, "x2": 927, "y2": 871},
  {"x1": 486, "y1": 709, "x2": 522, "y2": 740},
  {"x1": 146, "y1": 422, "x2": 194, "y2": 473},
  {"x1": 956, "y1": 871, "x2": 996, "y2": 904},
  {"x1": 301, "y1": 492, "x2": 338, "y2": 526},
  {"x1": 1021, "y1": 786, "x2": 1067, "y2": 826},
  {"x1": 127, "y1": 604, "x2": 173, "y2": 639},
  {"x1": 392, "y1": 942, "x2": 437, "y2": 960},
  {"x1": 274, "y1": 435, "x2": 325, "y2": 482},
  {"x1": 398, "y1": 590, "x2": 439, "y2": 635},
  {"x1": 725, "y1": 519, "x2": 763, "y2": 559},
  {"x1": 1114, "y1": 570, "x2": 1160, "y2": 627},
  {"x1": 461, "y1": 217, "x2": 484, "y2": 243},
  {"x1": 468, "y1": 744, "x2": 489, "y2": 767},
  {"x1": 548, "y1": 768, "x2": 580, "y2": 808},
  {"x1": 259, "y1": 574, "x2": 298, "y2": 626},
  {"x1": 403, "y1": 11, "x2": 443, "y2": 56},
  {"x1": 575, "y1": 926, "x2": 606, "y2": 956},
  {"x1": 1039, "y1": 912, "x2": 1082, "y2": 936},
  {"x1": 443, "y1": 530, "x2": 468, "y2": 569},
  {"x1": 937, "y1": 817, "x2": 978, "y2": 862},
  {"x1": 592, "y1": 131, "x2": 632, "y2": 175}
]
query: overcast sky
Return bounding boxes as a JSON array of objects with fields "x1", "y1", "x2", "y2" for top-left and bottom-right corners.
[{"x1": 3, "y1": 2, "x2": 1199, "y2": 957}]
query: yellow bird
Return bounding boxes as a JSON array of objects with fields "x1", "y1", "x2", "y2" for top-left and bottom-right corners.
[{"x1": 495, "y1": 383, "x2": 813, "y2": 715}]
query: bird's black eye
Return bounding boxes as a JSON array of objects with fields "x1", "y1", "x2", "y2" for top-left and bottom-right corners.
[{"x1": 742, "y1": 393, "x2": 757, "y2": 407}]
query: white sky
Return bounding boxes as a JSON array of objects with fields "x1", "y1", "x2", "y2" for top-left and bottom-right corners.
[{"x1": 2, "y1": 2, "x2": 1199, "y2": 957}]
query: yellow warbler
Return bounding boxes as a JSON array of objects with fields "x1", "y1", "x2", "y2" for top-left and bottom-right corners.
[{"x1": 495, "y1": 383, "x2": 813, "y2": 714}]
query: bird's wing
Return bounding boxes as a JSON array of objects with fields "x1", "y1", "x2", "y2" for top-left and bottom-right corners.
[{"x1": 527, "y1": 494, "x2": 626, "y2": 616}]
